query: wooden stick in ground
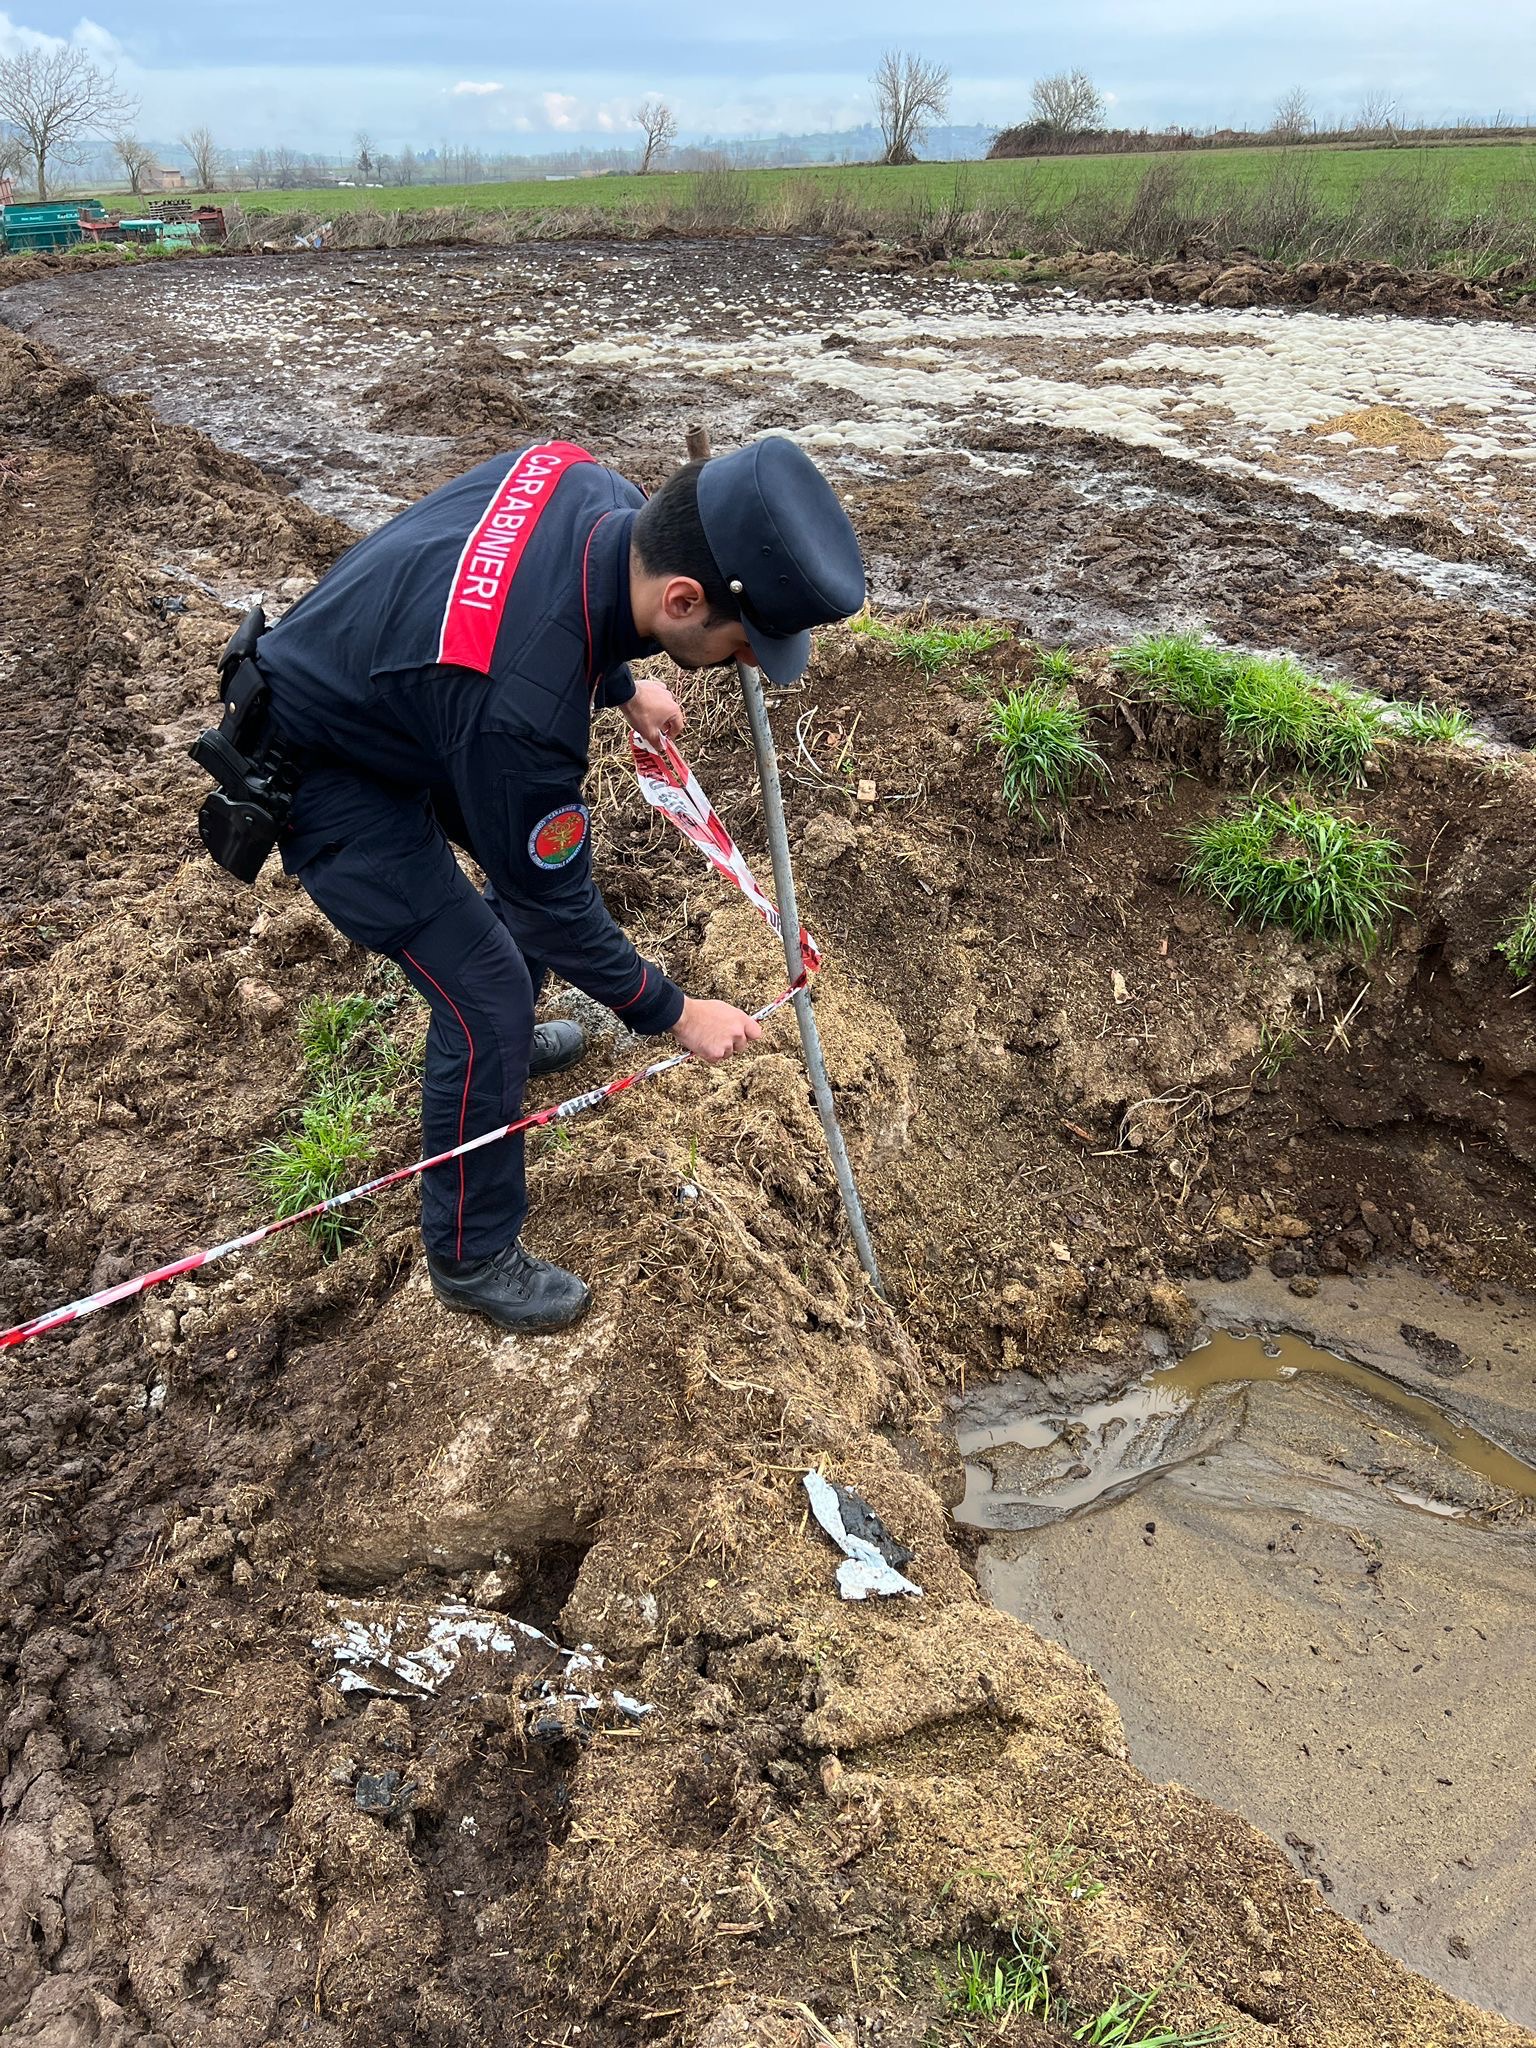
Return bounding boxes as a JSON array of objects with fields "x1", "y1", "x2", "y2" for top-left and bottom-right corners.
[{"x1": 684, "y1": 422, "x2": 886, "y2": 1299}]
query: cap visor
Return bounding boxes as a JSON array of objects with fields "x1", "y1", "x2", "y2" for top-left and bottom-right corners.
[{"x1": 744, "y1": 620, "x2": 812, "y2": 685}]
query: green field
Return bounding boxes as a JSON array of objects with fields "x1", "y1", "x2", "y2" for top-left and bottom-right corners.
[{"x1": 190, "y1": 142, "x2": 1536, "y2": 222}]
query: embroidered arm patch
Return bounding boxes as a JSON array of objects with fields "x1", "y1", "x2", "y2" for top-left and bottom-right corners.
[{"x1": 528, "y1": 802, "x2": 589, "y2": 871}]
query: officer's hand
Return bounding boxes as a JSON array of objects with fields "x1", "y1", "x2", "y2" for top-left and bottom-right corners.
[
  {"x1": 672, "y1": 997, "x2": 763, "y2": 1062},
  {"x1": 622, "y1": 678, "x2": 686, "y2": 750}
]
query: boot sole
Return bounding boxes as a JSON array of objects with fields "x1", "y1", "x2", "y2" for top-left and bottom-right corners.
[{"x1": 430, "y1": 1278, "x2": 592, "y2": 1335}]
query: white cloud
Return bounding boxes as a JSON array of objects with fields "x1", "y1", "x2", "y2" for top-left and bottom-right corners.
[
  {"x1": 0, "y1": 12, "x2": 127, "y2": 63},
  {"x1": 451, "y1": 78, "x2": 503, "y2": 96},
  {"x1": 0, "y1": 9, "x2": 64, "y2": 56},
  {"x1": 541, "y1": 90, "x2": 580, "y2": 129},
  {"x1": 74, "y1": 17, "x2": 128, "y2": 64}
]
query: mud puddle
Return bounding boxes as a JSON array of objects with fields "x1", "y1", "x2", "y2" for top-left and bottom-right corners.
[
  {"x1": 956, "y1": 1281, "x2": 1536, "y2": 2024},
  {"x1": 957, "y1": 1328, "x2": 1536, "y2": 1530}
]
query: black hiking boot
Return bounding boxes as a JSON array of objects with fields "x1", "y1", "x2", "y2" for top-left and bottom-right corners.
[
  {"x1": 427, "y1": 1240, "x2": 592, "y2": 1334},
  {"x1": 528, "y1": 1019, "x2": 587, "y2": 1080}
]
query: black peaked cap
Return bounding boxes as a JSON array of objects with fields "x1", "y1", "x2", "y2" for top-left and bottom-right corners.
[{"x1": 695, "y1": 437, "x2": 866, "y2": 683}]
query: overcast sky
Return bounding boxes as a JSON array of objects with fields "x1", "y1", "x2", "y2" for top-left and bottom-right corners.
[{"x1": 3, "y1": 4, "x2": 1532, "y2": 154}]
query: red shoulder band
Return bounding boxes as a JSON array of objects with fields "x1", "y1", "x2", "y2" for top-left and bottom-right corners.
[{"x1": 436, "y1": 440, "x2": 595, "y2": 673}]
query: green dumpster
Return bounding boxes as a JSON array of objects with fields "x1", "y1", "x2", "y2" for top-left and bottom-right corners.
[{"x1": 2, "y1": 202, "x2": 85, "y2": 253}]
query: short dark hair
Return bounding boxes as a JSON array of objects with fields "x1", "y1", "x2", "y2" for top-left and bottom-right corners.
[{"x1": 632, "y1": 461, "x2": 740, "y2": 626}]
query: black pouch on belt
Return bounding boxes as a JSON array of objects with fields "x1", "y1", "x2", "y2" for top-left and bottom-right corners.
[{"x1": 188, "y1": 605, "x2": 300, "y2": 883}]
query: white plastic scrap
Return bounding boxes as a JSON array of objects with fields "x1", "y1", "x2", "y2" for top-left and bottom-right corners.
[
  {"x1": 313, "y1": 1598, "x2": 653, "y2": 1724},
  {"x1": 802, "y1": 1470, "x2": 923, "y2": 1601}
]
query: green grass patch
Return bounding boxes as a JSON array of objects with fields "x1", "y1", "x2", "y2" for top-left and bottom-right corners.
[
  {"x1": 940, "y1": 1929, "x2": 1055, "y2": 2022},
  {"x1": 1497, "y1": 894, "x2": 1536, "y2": 980},
  {"x1": 938, "y1": 1927, "x2": 1226, "y2": 2045},
  {"x1": 1113, "y1": 632, "x2": 1233, "y2": 712},
  {"x1": 850, "y1": 612, "x2": 1012, "y2": 675},
  {"x1": 1035, "y1": 644, "x2": 1082, "y2": 684},
  {"x1": 1185, "y1": 795, "x2": 1407, "y2": 950},
  {"x1": 1395, "y1": 698, "x2": 1475, "y2": 745},
  {"x1": 161, "y1": 140, "x2": 1536, "y2": 226},
  {"x1": 984, "y1": 686, "x2": 1107, "y2": 822},
  {"x1": 250, "y1": 989, "x2": 415, "y2": 1254},
  {"x1": 250, "y1": 1085, "x2": 389, "y2": 1257},
  {"x1": 1113, "y1": 634, "x2": 1383, "y2": 782},
  {"x1": 1071, "y1": 1990, "x2": 1229, "y2": 2047},
  {"x1": 298, "y1": 989, "x2": 411, "y2": 1089}
]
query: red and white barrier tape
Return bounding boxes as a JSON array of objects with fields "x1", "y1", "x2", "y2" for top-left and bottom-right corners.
[
  {"x1": 630, "y1": 733, "x2": 821, "y2": 971},
  {"x1": 1, "y1": 736, "x2": 817, "y2": 1351}
]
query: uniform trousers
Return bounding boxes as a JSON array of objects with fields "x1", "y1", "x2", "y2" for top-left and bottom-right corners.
[{"x1": 282, "y1": 766, "x2": 543, "y2": 1262}]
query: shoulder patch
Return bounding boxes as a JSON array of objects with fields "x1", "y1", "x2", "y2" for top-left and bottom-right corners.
[{"x1": 528, "y1": 803, "x2": 589, "y2": 870}]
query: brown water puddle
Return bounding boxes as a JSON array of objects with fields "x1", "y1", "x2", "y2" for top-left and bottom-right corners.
[
  {"x1": 956, "y1": 1315, "x2": 1536, "y2": 2024},
  {"x1": 957, "y1": 1329, "x2": 1536, "y2": 1531}
]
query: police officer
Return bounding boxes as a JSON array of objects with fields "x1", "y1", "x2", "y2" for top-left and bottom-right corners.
[{"x1": 253, "y1": 435, "x2": 866, "y2": 1334}]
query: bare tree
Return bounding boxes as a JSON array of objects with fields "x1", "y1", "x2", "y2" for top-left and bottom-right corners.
[
  {"x1": 180, "y1": 124, "x2": 221, "y2": 189},
  {"x1": 1029, "y1": 69, "x2": 1106, "y2": 140},
  {"x1": 272, "y1": 144, "x2": 299, "y2": 189},
  {"x1": 248, "y1": 146, "x2": 272, "y2": 189},
  {"x1": 397, "y1": 144, "x2": 419, "y2": 186},
  {"x1": 0, "y1": 42, "x2": 136, "y2": 201},
  {"x1": 1354, "y1": 90, "x2": 1399, "y2": 141},
  {"x1": 0, "y1": 128, "x2": 24, "y2": 185},
  {"x1": 112, "y1": 130, "x2": 157, "y2": 194},
  {"x1": 1271, "y1": 87, "x2": 1312, "y2": 140},
  {"x1": 354, "y1": 130, "x2": 375, "y2": 181},
  {"x1": 635, "y1": 98, "x2": 677, "y2": 174},
  {"x1": 871, "y1": 49, "x2": 950, "y2": 165}
]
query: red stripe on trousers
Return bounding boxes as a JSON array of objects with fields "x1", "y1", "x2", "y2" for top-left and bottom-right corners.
[{"x1": 402, "y1": 949, "x2": 477, "y2": 1260}]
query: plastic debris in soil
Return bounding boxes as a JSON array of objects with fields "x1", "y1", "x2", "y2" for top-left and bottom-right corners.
[
  {"x1": 802, "y1": 1469, "x2": 923, "y2": 1600},
  {"x1": 354, "y1": 1768, "x2": 416, "y2": 1818},
  {"x1": 314, "y1": 1597, "x2": 654, "y2": 1740}
]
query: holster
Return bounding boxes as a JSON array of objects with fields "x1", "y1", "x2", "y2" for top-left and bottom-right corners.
[{"x1": 188, "y1": 606, "x2": 300, "y2": 884}]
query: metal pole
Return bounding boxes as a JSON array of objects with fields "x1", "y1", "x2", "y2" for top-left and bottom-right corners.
[{"x1": 685, "y1": 423, "x2": 886, "y2": 1298}]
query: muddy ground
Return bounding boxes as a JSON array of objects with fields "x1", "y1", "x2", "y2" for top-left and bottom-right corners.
[
  {"x1": 7, "y1": 241, "x2": 1536, "y2": 740},
  {"x1": 3, "y1": 250, "x2": 1536, "y2": 2048}
]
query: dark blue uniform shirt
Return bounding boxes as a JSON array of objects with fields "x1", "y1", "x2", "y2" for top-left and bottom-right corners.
[{"x1": 258, "y1": 443, "x2": 686, "y2": 1035}]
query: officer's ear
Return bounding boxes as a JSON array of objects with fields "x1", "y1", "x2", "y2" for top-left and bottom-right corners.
[{"x1": 659, "y1": 575, "x2": 708, "y2": 623}]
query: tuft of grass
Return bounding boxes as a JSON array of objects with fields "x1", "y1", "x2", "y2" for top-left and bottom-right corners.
[
  {"x1": 984, "y1": 686, "x2": 1107, "y2": 822},
  {"x1": 298, "y1": 993, "x2": 382, "y2": 1074},
  {"x1": 1253, "y1": 1020, "x2": 1309, "y2": 1083},
  {"x1": 252, "y1": 989, "x2": 416, "y2": 1253},
  {"x1": 850, "y1": 611, "x2": 1011, "y2": 675},
  {"x1": 1112, "y1": 632, "x2": 1231, "y2": 713},
  {"x1": 1186, "y1": 796, "x2": 1407, "y2": 951},
  {"x1": 298, "y1": 990, "x2": 413, "y2": 1090},
  {"x1": 939, "y1": 1928, "x2": 1226, "y2": 2047},
  {"x1": 939, "y1": 1930, "x2": 1054, "y2": 2021},
  {"x1": 1072, "y1": 1990, "x2": 1229, "y2": 2048},
  {"x1": 1497, "y1": 894, "x2": 1536, "y2": 980},
  {"x1": 1035, "y1": 644, "x2": 1082, "y2": 684},
  {"x1": 250, "y1": 1084, "x2": 389, "y2": 1257},
  {"x1": 1395, "y1": 698, "x2": 1474, "y2": 745},
  {"x1": 1113, "y1": 634, "x2": 1383, "y2": 782}
]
